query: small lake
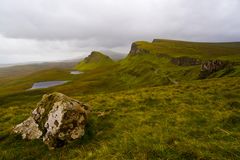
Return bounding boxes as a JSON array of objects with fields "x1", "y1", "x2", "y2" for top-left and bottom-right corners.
[
  {"x1": 28, "y1": 70, "x2": 83, "y2": 90},
  {"x1": 30, "y1": 81, "x2": 68, "y2": 89},
  {"x1": 70, "y1": 71, "x2": 83, "y2": 75}
]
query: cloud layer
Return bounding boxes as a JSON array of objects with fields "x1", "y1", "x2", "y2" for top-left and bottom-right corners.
[{"x1": 0, "y1": 0, "x2": 240, "y2": 63}]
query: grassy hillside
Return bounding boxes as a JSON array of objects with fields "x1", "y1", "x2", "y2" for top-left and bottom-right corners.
[
  {"x1": 0, "y1": 40, "x2": 239, "y2": 99},
  {"x1": 0, "y1": 77, "x2": 240, "y2": 159},
  {"x1": 75, "y1": 51, "x2": 114, "y2": 71},
  {"x1": 0, "y1": 68, "x2": 76, "y2": 96},
  {"x1": 0, "y1": 39, "x2": 240, "y2": 159},
  {"x1": 0, "y1": 39, "x2": 239, "y2": 97},
  {"x1": 130, "y1": 39, "x2": 240, "y2": 61},
  {"x1": 0, "y1": 61, "x2": 78, "y2": 86}
]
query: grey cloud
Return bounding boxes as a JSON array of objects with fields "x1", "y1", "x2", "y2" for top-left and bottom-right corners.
[
  {"x1": 1, "y1": 0, "x2": 239, "y2": 42},
  {"x1": 0, "y1": 0, "x2": 240, "y2": 63}
]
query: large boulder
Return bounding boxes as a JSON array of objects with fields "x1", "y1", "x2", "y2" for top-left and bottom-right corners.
[{"x1": 13, "y1": 92, "x2": 90, "y2": 149}]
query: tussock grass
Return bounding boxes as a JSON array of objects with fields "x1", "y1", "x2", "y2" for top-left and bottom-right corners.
[{"x1": 0, "y1": 77, "x2": 240, "y2": 159}]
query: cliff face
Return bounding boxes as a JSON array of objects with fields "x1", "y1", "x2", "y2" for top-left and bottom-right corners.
[
  {"x1": 128, "y1": 42, "x2": 150, "y2": 56},
  {"x1": 152, "y1": 39, "x2": 162, "y2": 43},
  {"x1": 171, "y1": 57, "x2": 201, "y2": 66}
]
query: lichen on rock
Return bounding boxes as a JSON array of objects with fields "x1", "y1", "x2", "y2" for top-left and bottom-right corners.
[
  {"x1": 13, "y1": 92, "x2": 90, "y2": 149},
  {"x1": 13, "y1": 117, "x2": 42, "y2": 140}
]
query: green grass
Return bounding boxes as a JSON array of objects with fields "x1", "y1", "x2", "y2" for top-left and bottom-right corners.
[
  {"x1": 132, "y1": 39, "x2": 240, "y2": 61},
  {"x1": 0, "y1": 77, "x2": 240, "y2": 159}
]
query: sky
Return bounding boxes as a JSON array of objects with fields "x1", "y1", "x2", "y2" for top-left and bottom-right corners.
[{"x1": 0, "y1": 0, "x2": 240, "y2": 64}]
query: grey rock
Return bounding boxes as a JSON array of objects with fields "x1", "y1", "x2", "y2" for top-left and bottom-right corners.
[
  {"x1": 13, "y1": 117, "x2": 42, "y2": 140},
  {"x1": 13, "y1": 92, "x2": 90, "y2": 149}
]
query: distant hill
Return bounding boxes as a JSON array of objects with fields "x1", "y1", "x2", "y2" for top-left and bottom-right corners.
[
  {"x1": 75, "y1": 51, "x2": 114, "y2": 71},
  {"x1": 0, "y1": 61, "x2": 78, "y2": 80},
  {"x1": 0, "y1": 64, "x2": 13, "y2": 68},
  {"x1": 129, "y1": 39, "x2": 240, "y2": 61}
]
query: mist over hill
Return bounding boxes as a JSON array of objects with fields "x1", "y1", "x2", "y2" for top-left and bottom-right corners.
[{"x1": 100, "y1": 50, "x2": 126, "y2": 60}]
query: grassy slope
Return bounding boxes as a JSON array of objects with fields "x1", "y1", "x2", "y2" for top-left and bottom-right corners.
[
  {"x1": 1, "y1": 40, "x2": 240, "y2": 97},
  {"x1": 0, "y1": 39, "x2": 240, "y2": 159},
  {"x1": 1, "y1": 54, "x2": 239, "y2": 98},
  {"x1": 0, "y1": 68, "x2": 75, "y2": 96},
  {"x1": 134, "y1": 39, "x2": 240, "y2": 61},
  {"x1": 0, "y1": 55, "x2": 199, "y2": 96},
  {"x1": 0, "y1": 77, "x2": 240, "y2": 160},
  {"x1": 0, "y1": 61, "x2": 77, "y2": 79}
]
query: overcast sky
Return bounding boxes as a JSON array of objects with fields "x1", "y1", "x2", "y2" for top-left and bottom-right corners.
[{"x1": 0, "y1": 0, "x2": 240, "y2": 64}]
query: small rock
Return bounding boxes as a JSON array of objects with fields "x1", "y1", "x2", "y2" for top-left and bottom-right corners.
[{"x1": 13, "y1": 92, "x2": 90, "y2": 149}]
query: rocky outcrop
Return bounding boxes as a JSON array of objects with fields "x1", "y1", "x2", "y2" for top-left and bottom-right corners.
[
  {"x1": 129, "y1": 42, "x2": 150, "y2": 56},
  {"x1": 171, "y1": 57, "x2": 201, "y2": 66},
  {"x1": 199, "y1": 60, "x2": 231, "y2": 78},
  {"x1": 152, "y1": 39, "x2": 168, "y2": 43},
  {"x1": 152, "y1": 39, "x2": 162, "y2": 43},
  {"x1": 13, "y1": 92, "x2": 90, "y2": 149}
]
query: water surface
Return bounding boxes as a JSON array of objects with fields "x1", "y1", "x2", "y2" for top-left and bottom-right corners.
[
  {"x1": 30, "y1": 81, "x2": 68, "y2": 89},
  {"x1": 70, "y1": 71, "x2": 83, "y2": 75}
]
